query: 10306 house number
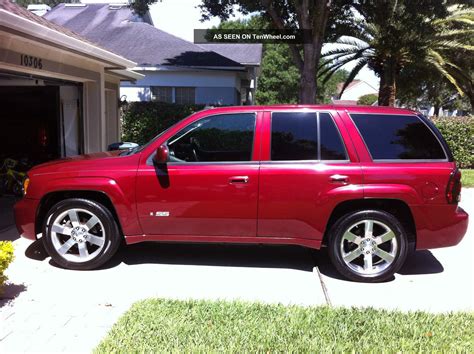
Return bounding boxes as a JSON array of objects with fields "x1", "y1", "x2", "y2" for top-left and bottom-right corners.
[{"x1": 20, "y1": 54, "x2": 43, "y2": 69}]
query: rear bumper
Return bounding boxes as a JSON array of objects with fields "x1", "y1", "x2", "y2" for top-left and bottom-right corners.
[
  {"x1": 414, "y1": 205, "x2": 469, "y2": 250},
  {"x1": 13, "y1": 197, "x2": 40, "y2": 240}
]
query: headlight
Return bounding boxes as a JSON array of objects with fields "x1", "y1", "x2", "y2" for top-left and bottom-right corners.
[{"x1": 23, "y1": 177, "x2": 30, "y2": 196}]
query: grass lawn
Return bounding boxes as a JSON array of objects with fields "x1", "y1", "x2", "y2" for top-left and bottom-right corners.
[
  {"x1": 462, "y1": 169, "x2": 474, "y2": 188},
  {"x1": 95, "y1": 299, "x2": 474, "y2": 352}
]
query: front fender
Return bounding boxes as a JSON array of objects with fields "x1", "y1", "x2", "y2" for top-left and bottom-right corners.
[{"x1": 31, "y1": 176, "x2": 141, "y2": 236}]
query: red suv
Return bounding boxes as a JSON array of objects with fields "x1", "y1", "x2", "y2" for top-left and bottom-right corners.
[{"x1": 14, "y1": 105, "x2": 468, "y2": 282}]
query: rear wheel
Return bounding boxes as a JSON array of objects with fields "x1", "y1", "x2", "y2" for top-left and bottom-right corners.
[
  {"x1": 328, "y1": 210, "x2": 408, "y2": 282},
  {"x1": 42, "y1": 198, "x2": 121, "y2": 270}
]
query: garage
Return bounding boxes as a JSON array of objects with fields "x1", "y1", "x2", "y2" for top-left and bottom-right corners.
[
  {"x1": 0, "y1": 74, "x2": 82, "y2": 163},
  {"x1": 0, "y1": 0, "x2": 141, "y2": 198}
]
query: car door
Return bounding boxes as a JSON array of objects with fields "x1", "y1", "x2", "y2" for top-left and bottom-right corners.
[
  {"x1": 136, "y1": 111, "x2": 261, "y2": 237},
  {"x1": 257, "y1": 110, "x2": 364, "y2": 244}
]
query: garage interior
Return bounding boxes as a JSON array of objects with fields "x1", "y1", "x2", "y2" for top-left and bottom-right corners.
[{"x1": 0, "y1": 71, "x2": 83, "y2": 197}]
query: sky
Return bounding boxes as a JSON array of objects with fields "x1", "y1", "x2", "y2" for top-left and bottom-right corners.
[{"x1": 149, "y1": 0, "x2": 379, "y2": 89}]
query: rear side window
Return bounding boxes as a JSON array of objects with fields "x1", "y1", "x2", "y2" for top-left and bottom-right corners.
[
  {"x1": 271, "y1": 112, "x2": 318, "y2": 160},
  {"x1": 271, "y1": 112, "x2": 347, "y2": 161},
  {"x1": 320, "y1": 113, "x2": 347, "y2": 160},
  {"x1": 351, "y1": 114, "x2": 446, "y2": 160}
]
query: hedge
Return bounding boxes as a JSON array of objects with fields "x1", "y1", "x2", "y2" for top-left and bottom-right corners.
[
  {"x1": 120, "y1": 103, "x2": 473, "y2": 168},
  {"x1": 430, "y1": 116, "x2": 474, "y2": 169},
  {"x1": 0, "y1": 241, "x2": 14, "y2": 295},
  {"x1": 121, "y1": 102, "x2": 206, "y2": 145}
]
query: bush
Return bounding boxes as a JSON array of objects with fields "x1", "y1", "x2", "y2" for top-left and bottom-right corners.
[
  {"x1": 0, "y1": 241, "x2": 14, "y2": 294},
  {"x1": 357, "y1": 93, "x2": 378, "y2": 105},
  {"x1": 431, "y1": 116, "x2": 474, "y2": 169},
  {"x1": 121, "y1": 102, "x2": 206, "y2": 145}
]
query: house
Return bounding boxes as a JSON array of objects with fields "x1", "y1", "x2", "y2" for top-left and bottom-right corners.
[
  {"x1": 332, "y1": 80, "x2": 378, "y2": 105},
  {"x1": 44, "y1": 3, "x2": 262, "y2": 106},
  {"x1": 0, "y1": 0, "x2": 140, "y2": 163}
]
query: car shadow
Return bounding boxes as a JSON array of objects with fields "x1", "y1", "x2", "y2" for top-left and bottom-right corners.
[
  {"x1": 398, "y1": 250, "x2": 444, "y2": 275},
  {"x1": 25, "y1": 239, "x2": 444, "y2": 279},
  {"x1": 100, "y1": 242, "x2": 317, "y2": 272}
]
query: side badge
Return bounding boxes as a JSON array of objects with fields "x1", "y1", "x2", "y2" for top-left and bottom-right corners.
[{"x1": 149, "y1": 211, "x2": 170, "y2": 217}]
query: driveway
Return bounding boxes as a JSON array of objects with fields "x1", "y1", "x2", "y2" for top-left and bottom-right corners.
[{"x1": 0, "y1": 190, "x2": 472, "y2": 352}]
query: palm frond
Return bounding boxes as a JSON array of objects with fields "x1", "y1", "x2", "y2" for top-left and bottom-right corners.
[
  {"x1": 338, "y1": 59, "x2": 370, "y2": 99},
  {"x1": 426, "y1": 49, "x2": 465, "y2": 95}
]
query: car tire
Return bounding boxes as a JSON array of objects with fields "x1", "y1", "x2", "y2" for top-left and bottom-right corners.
[
  {"x1": 328, "y1": 210, "x2": 408, "y2": 283},
  {"x1": 42, "y1": 198, "x2": 121, "y2": 270}
]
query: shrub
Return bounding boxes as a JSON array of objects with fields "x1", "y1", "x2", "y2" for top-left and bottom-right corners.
[
  {"x1": 357, "y1": 93, "x2": 378, "y2": 105},
  {"x1": 0, "y1": 241, "x2": 14, "y2": 294},
  {"x1": 431, "y1": 116, "x2": 474, "y2": 169},
  {"x1": 121, "y1": 102, "x2": 206, "y2": 145}
]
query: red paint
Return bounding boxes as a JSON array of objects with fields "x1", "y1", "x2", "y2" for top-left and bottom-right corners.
[{"x1": 14, "y1": 105, "x2": 468, "y2": 252}]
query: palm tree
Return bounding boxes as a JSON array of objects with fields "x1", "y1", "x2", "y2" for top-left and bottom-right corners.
[{"x1": 320, "y1": 2, "x2": 474, "y2": 107}]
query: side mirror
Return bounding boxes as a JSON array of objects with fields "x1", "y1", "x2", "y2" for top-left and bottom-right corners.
[
  {"x1": 153, "y1": 144, "x2": 169, "y2": 164},
  {"x1": 107, "y1": 142, "x2": 139, "y2": 151}
]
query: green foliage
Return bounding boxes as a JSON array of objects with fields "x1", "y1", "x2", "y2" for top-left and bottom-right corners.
[
  {"x1": 461, "y1": 169, "x2": 474, "y2": 187},
  {"x1": 96, "y1": 298, "x2": 474, "y2": 353},
  {"x1": 322, "y1": 2, "x2": 474, "y2": 107},
  {"x1": 130, "y1": 0, "x2": 158, "y2": 17},
  {"x1": 0, "y1": 241, "x2": 14, "y2": 294},
  {"x1": 431, "y1": 116, "x2": 474, "y2": 168},
  {"x1": 255, "y1": 44, "x2": 299, "y2": 104},
  {"x1": 121, "y1": 102, "x2": 205, "y2": 146},
  {"x1": 358, "y1": 93, "x2": 378, "y2": 106}
]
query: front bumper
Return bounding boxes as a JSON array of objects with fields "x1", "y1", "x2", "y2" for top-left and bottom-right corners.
[
  {"x1": 13, "y1": 197, "x2": 40, "y2": 240},
  {"x1": 415, "y1": 205, "x2": 469, "y2": 250}
]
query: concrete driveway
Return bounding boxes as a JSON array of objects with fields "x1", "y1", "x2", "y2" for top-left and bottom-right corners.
[{"x1": 0, "y1": 190, "x2": 472, "y2": 352}]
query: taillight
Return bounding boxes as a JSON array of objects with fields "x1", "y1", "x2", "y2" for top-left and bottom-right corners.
[{"x1": 446, "y1": 169, "x2": 462, "y2": 204}]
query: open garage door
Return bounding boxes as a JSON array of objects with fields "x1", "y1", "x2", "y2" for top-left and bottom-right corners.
[
  {"x1": 0, "y1": 71, "x2": 83, "y2": 166},
  {"x1": 0, "y1": 71, "x2": 83, "y2": 196}
]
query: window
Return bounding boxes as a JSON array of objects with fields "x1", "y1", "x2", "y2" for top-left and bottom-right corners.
[
  {"x1": 271, "y1": 112, "x2": 318, "y2": 160},
  {"x1": 167, "y1": 113, "x2": 255, "y2": 162},
  {"x1": 351, "y1": 114, "x2": 446, "y2": 160},
  {"x1": 175, "y1": 87, "x2": 195, "y2": 104},
  {"x1": 271, "y1": 112, "x2": 347, "y2": 161},
  {"x1": 320, "y1": 113, "x2": 347, "y2": 160},
  {"x1": 151, "y1": 86, "x2": 172, "y2": 103}
]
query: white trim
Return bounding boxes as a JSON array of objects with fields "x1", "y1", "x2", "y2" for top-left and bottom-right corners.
[
  {"x1": 133, "y1": 65, "x2": 245, "y2": 72},
  {"x1": 107, "y1": 69, "x2": 144, "y2": 81},
  {"x1": 0, "y1": 9, "x2": 136, "y2": 69}
]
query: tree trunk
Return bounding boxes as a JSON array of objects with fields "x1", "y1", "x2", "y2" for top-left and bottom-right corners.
[
  {"x1": 263, "y1": 0, "x2": 330, "y2": 105},
  {"x1": 433, "y1": 104, "x2": 441, "y2": 117},
  {"x1": 469, "y1": 93, "x2": 474, "y2": 115},
  {"x1": 299, "y1": 45, "x2": 317, "y2": 104},
  {"x1": 378, "y1": 64, "x2": 397, "y2": 106}
]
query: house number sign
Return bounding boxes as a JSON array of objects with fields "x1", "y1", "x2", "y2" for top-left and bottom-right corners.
[{"x1": 20, "y1": 54, "x2": 43, "y2": 69}]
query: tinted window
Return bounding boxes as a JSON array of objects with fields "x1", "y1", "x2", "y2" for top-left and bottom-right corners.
[
  {"x1": 351, "y1": 114, "x2": 446, "y2": 160},
  {"x1": 320, "y1": 113, "x2": 347, "y2": 160},
  {"x1": 271, "y1": 112, "x2": 318, "y2": 160},
  {"x1": 168, "y1": 113, "x2": 255, "y2": 162}
]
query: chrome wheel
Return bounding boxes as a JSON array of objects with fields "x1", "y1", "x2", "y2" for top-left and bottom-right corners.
[
  {"x1": 50, "y1": 208, "x2": 106, "y2": 263},
  {"x1": 340, "y1": 219, "x2": 398, "y2": 277}
]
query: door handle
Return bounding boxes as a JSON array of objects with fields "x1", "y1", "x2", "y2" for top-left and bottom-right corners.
[
  {"x1": 330, "y1": 174, "x2": 349, "y2": 183},
  {"x1": 228, "y1": 176, "x2": 249, "y2": 184}
]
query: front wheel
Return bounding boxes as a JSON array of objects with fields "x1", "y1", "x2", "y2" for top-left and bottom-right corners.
[
  {"x1": 328, "y1": 210, "x2": 408, "y2": 282},
  {"x1": 42, "y1": 198, "x2": 121, "y2": 270}
]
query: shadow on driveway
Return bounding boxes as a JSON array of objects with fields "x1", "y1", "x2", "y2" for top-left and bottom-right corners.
[
  {"x1": 0, "y1": 196, "x2": 19, "y2": 242},
  {"x1": 25, "y1": 239, "x2": 444, "y2": 280},
  {"x1": 0, "y1": 283, "x2": 27, "y2": 308}
]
